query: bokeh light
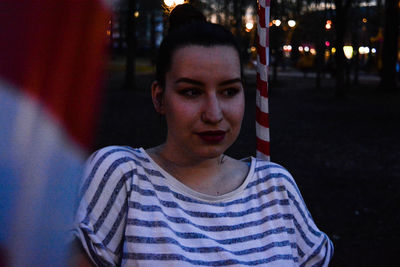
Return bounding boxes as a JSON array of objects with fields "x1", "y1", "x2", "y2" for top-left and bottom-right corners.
[
  {"x1": 246, "y1": 22, "x2": 254, "y2": 31},
  {"x1": 343, "y1": 46, "x2": 353, "y2": 59},
  {"x1": 283, "y1": 45, "x2": 292, "y2": 52},
  {"x1": 325, "y1": 20, "x2": 332, "y2": 30},
  {"x1": 164, "y1": 0, "x2": 174, "y2": 7},
  {"x1": 358, "y1": 46, "x2": 370, "y2": 54}
]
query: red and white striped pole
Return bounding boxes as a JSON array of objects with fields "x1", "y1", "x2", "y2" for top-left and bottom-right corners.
[{"x1": 256, "y1": 0, "x2": 271, "y2": 160}]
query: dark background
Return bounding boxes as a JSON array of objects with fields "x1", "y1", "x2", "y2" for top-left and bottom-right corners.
[
  {"x1": 95, "y1": 0, "x2": 400, "y2": 265},
  {"x1": 94, "y1": 68, "x2": 400, "y2": 266}
]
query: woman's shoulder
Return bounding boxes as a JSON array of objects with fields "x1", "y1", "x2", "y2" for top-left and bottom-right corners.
[
  {"x1": 246, "y1": 157, "x2": 298, "y2": 187},
  {"x1": 245, "y1": 157, "x2": 292, "y2": 177},
  {"x1": 88, "y1": 145, "x2": 148, "y2": 164},
  {"x1": 78, "y1": 146, "x2": 152, "y2": 197},
  {"x1": 90, "y1": 145, "x2": 142, "y2": 159},
  {"x1": 83, "y1": 146, "x2": 151, "y2": 178}
]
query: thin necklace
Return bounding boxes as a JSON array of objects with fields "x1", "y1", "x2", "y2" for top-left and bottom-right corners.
[{"x1": 219, "y1": 154, "x2": 226, "y2": 165}]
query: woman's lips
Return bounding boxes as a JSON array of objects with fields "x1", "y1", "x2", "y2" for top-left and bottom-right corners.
[{"x1": 197, "y1": 131, "x2": 226, "y2": 143}]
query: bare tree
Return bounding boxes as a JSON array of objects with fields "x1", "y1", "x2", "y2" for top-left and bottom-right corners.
[
  {"x1": 332, "y1": 0, "x2": 352, "y2": 97},
  {"x1": 379, "y1": 0, "x2": 399, "y2": 92},
  {"x1": 125, "y1": 0, "x2": 136, "y2": 90}
]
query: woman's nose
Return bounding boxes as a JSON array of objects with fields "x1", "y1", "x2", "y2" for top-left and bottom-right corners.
[{"x1": 201, "y1": 95, "x2": 223, "y2": 124}]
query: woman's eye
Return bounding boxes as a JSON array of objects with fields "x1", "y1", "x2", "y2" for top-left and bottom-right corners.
[
  {"x1": 221, "y1": 88, "x2": 240, "y2": 97},
  {"x1": 179, "y1": 88, "x2": 201, "y2": 97}
]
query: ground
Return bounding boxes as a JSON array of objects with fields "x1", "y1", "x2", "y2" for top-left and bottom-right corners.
[{"x1": 94, "y1": 65, "x2": 400, "y2": 266}]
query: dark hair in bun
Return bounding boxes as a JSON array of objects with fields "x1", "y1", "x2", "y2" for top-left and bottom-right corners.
[
  {"x1": 156, "y1": 4, "x2": 242, "y2": 89},
  {"x1": 168, "y1": 3, "x2": 206, "y2": 33}
]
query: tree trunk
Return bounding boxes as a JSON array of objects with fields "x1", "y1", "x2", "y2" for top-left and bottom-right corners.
[
  {"x1": 233, "y1": 0, "x2": 242, "y2": 36},
  {"x1": 379, "y1": 0, "x2": 399, "y2": 92},
  {"x1": 125, "y1": 0, "x2": 136, "y2": 90},
  {"x1": 316, "y1": 44, "x2": 324, "y2": 89},
  {"x1": 315, "y1": 0, "x2": 328, "y2": 90},
  {"x1": 351, "y1": 7, "x2": 359, "y2": 86},
  {"x1": 224, "y1": 0, "x2": 230, "y2": 27},
  {"x1": 118, "y1": 12, "x2": 124, "y2": 55},
  {"x1": 272, "y1": 54, "x2": 278, "y2": 83},
  {"x1": 315, "y1": 17, "x2": 324, "y2": 89},
  {"x1": 333, "y1": 0, "x2": 350, "y2": 98},
  {"x1": 150, "y1": 8, "x2": 156, "y2": 53},
  {"x1": 353, "y1": 44, "x2": 359, "y2": 85}
]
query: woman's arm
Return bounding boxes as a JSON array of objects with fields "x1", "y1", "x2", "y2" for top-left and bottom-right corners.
[
  {"x1": 69, "y1": 239, "x2": 94, "y2": 267},
  {"x1": 73, "y1": 146, "x2": 134, "y2": 266}
]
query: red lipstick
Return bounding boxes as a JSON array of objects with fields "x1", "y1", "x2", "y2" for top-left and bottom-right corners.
[{"x1": 197, "y1": 131, "x2": 226, "y2": 143}]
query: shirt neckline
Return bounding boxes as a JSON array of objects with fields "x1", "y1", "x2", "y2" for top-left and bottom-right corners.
[{"x1": 139, "y1": 147, "x2": 255, "y2": 203}]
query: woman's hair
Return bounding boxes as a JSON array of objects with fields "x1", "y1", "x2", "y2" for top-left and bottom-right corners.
[{"x1": 155, "y1": 4, "x2": 242, "y2": 89}]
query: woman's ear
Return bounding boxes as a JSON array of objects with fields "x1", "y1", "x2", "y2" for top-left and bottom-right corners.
[{"x1": 151, "y1": 81, "x2": 165, "y2": 114}]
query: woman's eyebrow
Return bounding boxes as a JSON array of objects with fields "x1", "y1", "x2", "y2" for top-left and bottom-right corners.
[
  {"x1": 175, "y1": 77, "x2": 204, "y2": 86},
  {"x1": 218, "y1": 78, "x2": 242, "y2": 86},
  {"x1": 175, "y1": 77, "x2": 242, "y2": 86}
]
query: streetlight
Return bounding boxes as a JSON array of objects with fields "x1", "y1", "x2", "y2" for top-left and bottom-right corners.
[
  {"x1": 164, "y1": 0, "x2": 174, "y2": 7},
  {"x1": 358, "y1": 46, "x2": 370, "y2": 54},
  {"x1": 245, "y1": 22, "x2": 254, "y2": 32},
  {"x1": 274, "y1": 19, "x2": 281, "y2": 27},
  {"x1": 288, "y1": 19, "x2": 296, "y2": 28},
  {"x1": 283, "y1": 45, "x2": 292, "y2": 52},
  {"x1": 343, "y1": 46, "x2": 353, "y2": 59},
  {"x1": 325, "y1": 20, "x2": 332, "y2": 30},
  {"x1": 164, "y1": 0, "x2": 185, "y2": 7}
]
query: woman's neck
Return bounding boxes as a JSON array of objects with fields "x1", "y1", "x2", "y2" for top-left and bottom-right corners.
[
  {"x1": 148, "y1": 144, "x2": 223, "y2": 177},
  {"x1": 152, "y1": 143, "x2": 224, "y2": 168},
  {"x1": 146, "y1": 144, "x2": 248, "y2": 196}
]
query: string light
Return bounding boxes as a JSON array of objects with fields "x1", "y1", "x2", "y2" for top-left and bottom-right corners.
[
  {"x1": 343, "y1": 46, "x2": 353, "y2": 59},
  {"x1": 245, "y1": 22, "x2": 254, "y2": 32},
  {"x1": 164, "y1": 0, "x2": 185, "y2": 7},
  {"x1": 325, "y1": 20, "x2": 332, "y2": 30}
]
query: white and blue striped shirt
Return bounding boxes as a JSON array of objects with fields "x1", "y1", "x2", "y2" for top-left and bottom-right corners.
[{"x1": 74, "y1": 146, "x2": 333, "y2": 266}]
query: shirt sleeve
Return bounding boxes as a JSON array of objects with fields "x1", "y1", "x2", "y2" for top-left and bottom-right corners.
[
  {"x1": 278, "y1": 165, "x2": 334, "y2": 267},
  {"x1": 73, "y1": 147, "x2": 132, "y2": 266}
]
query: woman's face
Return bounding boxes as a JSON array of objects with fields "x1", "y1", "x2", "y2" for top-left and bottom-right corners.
[{"x1": 152, "y1": 45, "x2": 244, "y2": 161}]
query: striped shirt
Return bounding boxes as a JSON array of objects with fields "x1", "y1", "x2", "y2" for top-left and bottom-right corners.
[{"x1": 74, "y1": 146, "x2": 333, "y2": 266}]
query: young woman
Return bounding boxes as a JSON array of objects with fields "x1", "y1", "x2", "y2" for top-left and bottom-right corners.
[{"x1": 73, "y1": 4, "x2": 333, "y2": 266}]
